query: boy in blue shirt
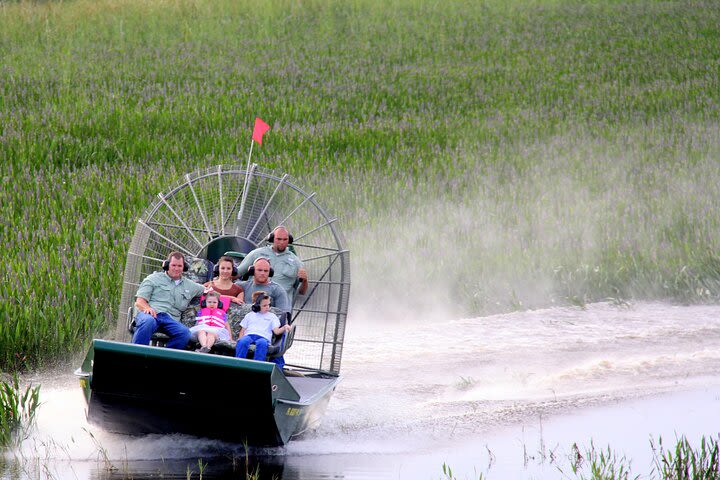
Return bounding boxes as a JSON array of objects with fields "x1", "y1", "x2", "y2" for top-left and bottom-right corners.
[{"x1": 235, "y1": 292, "x2": 293, "y2": 361}]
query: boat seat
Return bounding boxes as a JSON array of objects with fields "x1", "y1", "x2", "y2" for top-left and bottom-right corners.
[
  {"x1": 135, "y1": 301, "x2": 290, "y2": 360},
  {"x1": 183, "y1": 256, "x2": 215, "y2": 284},
  {"x1": 186, "y1": 303, "x2": 290, "y2": 359}
]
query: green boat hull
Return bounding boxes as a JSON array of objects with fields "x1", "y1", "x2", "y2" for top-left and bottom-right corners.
[{"x1": 77, "y1": 340, "x2": 340, "y2": 446}]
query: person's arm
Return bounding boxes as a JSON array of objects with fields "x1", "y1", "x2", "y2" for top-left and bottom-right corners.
[
  {"x1": 189, "y1": 281, "x2": 211, "y2": 302},
  {"x1": 232, "y1": 285, "x2": 244, "y2": 304},
  {"x1": 198, "y1": 281, "x2": 212, "y2": 295},
  {"x1": 135, "y1": 297, "x2": 157, "y2": 318},
  {"x1": 273, "y1": 324, "x2": 293, "y2": 335},
  {"x1": 237, "y1": 327, "x2": 246, "y2": 338},
  {"x1": 297, "y1": 267, "x2": 308, "y2": 295},
  {"x1": 273, "y1": 285, "x2": 291, "y2": 314},
  {"x1": 135, "y1": 275, "x2": 157, "y2": 317}
]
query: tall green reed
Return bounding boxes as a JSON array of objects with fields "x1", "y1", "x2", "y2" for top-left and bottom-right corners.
[
  {"x1": 569, "y1": 441, "x2": 638, "y2": 480},
  {"x1": 0, "y1": 374, "x2": 40, "y2": 449},
  {"x1": 651, "y1": 436, "x2": 720, "y2": 480},
  {"x1": 441, "y1": 462, "x2": 484, "y2": 480},
  {"x1": 562, "y1": 436, "x2": 720, "y2": 480}
]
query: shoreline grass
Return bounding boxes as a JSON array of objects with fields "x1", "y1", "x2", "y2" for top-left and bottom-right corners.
[
  {"x1": 565, "y1": 435, "x2": 720, "y2": 480},
  {"x1": 0, "y1": 374, "x2": 40, "y2": 450},
  {"x1": 1, "y1": 0, "x2": 719, "y2": 369},
  {"x1": 440, "y1": 435, "x2": 720, "y2": 480}
]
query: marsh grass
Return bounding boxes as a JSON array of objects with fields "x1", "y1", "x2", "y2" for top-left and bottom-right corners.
[
  {"x1": 1, "y1": 0, "x2": 719, "y2": 367},
  {"x1": 0, "y1": 374, "x2": 40, "y2": 449},
  {"x1": 559, "y1": 436, "x2": 720, "y2": 480},
  {"x1": 651, "y1": 436, "x2": 720, "y2": 480},
  {"x1": 442, "y1": 462, "x2": 484, "y2": 480},
  {"x1": 455, "y1": 435, "x2": 720, "y2": 479},
  {"x1": 568, "y1": 441, "x2": 638, "y2": 480}
]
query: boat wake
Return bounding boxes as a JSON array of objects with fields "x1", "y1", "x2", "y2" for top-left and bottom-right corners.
[{"x1": 288, "y1": 301, "x2": 720, "y2": 455}]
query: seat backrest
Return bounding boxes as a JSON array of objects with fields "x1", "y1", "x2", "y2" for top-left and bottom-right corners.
[{"x1": 183, "y1": 256, "x2": 214, "y2": 284}]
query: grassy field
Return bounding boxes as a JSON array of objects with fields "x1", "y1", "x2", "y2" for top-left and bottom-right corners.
[{"x1": 1, "y1": 0, "x2": 719, "y2": 370}]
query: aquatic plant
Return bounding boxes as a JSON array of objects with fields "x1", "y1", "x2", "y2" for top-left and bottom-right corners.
[
  {"x1": 442, "y1": 462, "x2": 485, "y2": 480},
  {"x1": 560, "y1": 436, "x2": 720, "y2": 480},
  {"x1": 186, "y1": 459, "x2": 207, "y2": 479},
  {"x1": 0, "y1": 374, "x2": 40, "y2": 449},
  {"x1": 441, "y1": 436, "x2": 720, "y2": 479},
  {"x1": 568, "y1": 441, "x2": 638, "y2": 480},
  {"x1": 651, "y1": 435, "x2": 720, "y2": 480},
  {"x1": 1, "y1": 0, "x2": 719, "y2": 368}
]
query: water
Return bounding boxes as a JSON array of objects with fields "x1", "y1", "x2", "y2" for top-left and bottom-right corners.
[{"x1": 4, "y1": 301, "x2": 720, "y2": 479}]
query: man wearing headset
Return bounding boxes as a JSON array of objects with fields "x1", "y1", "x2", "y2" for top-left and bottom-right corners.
[
  {"x1": 132, "y1": 251, "x2": 206, "y2": 349},
  {"x1": 238, "y1": 226, "x2": 308, "y2": 307},
  {"x1": 236, "y1": 257, "x2": 290, "y2": 317}
]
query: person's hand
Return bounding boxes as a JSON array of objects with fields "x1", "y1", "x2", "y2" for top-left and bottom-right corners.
[
  {"x1": 232, "y1": 297, "x2": 244, "y2": 304},
  {"x1": 298, "y1": 268, "x2": 308, "y2": 281},
  {"x1": 144, "y1": 306, "x2": 157, "y2": 318},
  {"x1": 285, "y1": 324, "x2": 293, "y2": 333}
]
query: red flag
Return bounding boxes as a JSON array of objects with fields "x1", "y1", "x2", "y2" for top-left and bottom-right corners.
[{"x1": 252, "y1": 117, "x2": 271, "y2": 145}]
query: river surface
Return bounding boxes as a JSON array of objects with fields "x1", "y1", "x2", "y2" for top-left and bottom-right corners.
[{"x1": 3, "y1": 301, "x2": 720, "y2": 479}]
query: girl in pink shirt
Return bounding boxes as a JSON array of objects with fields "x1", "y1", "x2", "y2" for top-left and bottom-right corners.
[{"x1": 190, "y1": 291, "x2": 232, "y2": 353}]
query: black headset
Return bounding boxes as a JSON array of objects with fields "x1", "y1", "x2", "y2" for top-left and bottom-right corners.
[
  {"x1": 243, "y1": 258, "x2": 274, "y2": 280},
  {"x1": 213, "y1": 257, "x2": 238, "y2": 277},
  {"x1": 200, "y1": 296, "x2": 224, "y2": 309},
  {"x1": 162, "y1": 252, "x2": 189, "y2": 272},
  {"x1": 267, "y1": 227, "x2": 294, "y2": 244},
  {"x1": 251, "y1": 293, "x2": 269, "y2": 313}
]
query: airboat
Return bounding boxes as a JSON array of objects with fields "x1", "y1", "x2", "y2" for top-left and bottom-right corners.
[{"x1": 75, "y1": 164, "x2": 350, "y2": 447}]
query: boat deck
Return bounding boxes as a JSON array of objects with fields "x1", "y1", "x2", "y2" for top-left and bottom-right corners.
[{"x1": 286, "y1": 376, "x2": 339, "y2": 403}]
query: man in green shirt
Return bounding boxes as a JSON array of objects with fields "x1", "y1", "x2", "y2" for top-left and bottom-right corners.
[
  {"x1": 132, "y1": 251, "x2": 206, "y2": 349},
  {"x1": 238, "y1": 226, "x2": 308, "y2": 306}
]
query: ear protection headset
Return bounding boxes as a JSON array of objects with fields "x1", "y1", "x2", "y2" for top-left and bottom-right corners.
[
  {"x1": 200, "y1": 296, "x2": 224, "y2": 309},
  {"x1": 251, "y1": 293, "x2": 269, "y2": 313},
  {"x1": 213, "y1": 257, "x2": 238, "y2": 277},
  {"x1": 267, "y1": 226, "x2": 294, "y2": 244},
  {"x1": 162, "y1": 252, "x2": 189, "y2": 272},
  {"x1": 245, "y1": 258, "x2": 274, "y2": 279}
]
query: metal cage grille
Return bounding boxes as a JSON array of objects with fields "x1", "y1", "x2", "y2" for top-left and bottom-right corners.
[{"x1": 116, "y1": 165, "x2": 350, "y2": 375}]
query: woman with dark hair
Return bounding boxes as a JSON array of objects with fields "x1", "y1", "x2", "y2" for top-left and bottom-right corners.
[{"x1": 204, "y1": 256, "x2": 244, "y2": 304}]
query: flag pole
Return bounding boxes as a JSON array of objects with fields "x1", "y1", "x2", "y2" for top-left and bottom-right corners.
[
  {"x1": 237, "y1": 117, "x2": 270, "y2": 235},
  {"x1": 245, "y1": 138, "x2": 255, "y2": 181},
  {"x1": 238, "y1": 138, "x2": 256, "y2": 234}
]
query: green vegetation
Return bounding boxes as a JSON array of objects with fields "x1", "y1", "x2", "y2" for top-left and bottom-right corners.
[
  {"x1": 442, "y1": 462, "x2": 484, "y2": 480},
  {"x1": 441, "y1": 435, "x2": 720, "y2": 479},
  {"x1": 568, "y1": 442, "x2": 638, "y2": 480},
  {"x1": 565, "y1": 436, "x2": 720, "y2": 480},
  {"x1": 651, "y1": 436, "x2": 720, "y2": 480},
  {"x1": 1, "y1": 0, "x2": 719, "y2": 369},
  {"x1": 0, "y1": 375, "x2": 40, "y2": 449}
]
